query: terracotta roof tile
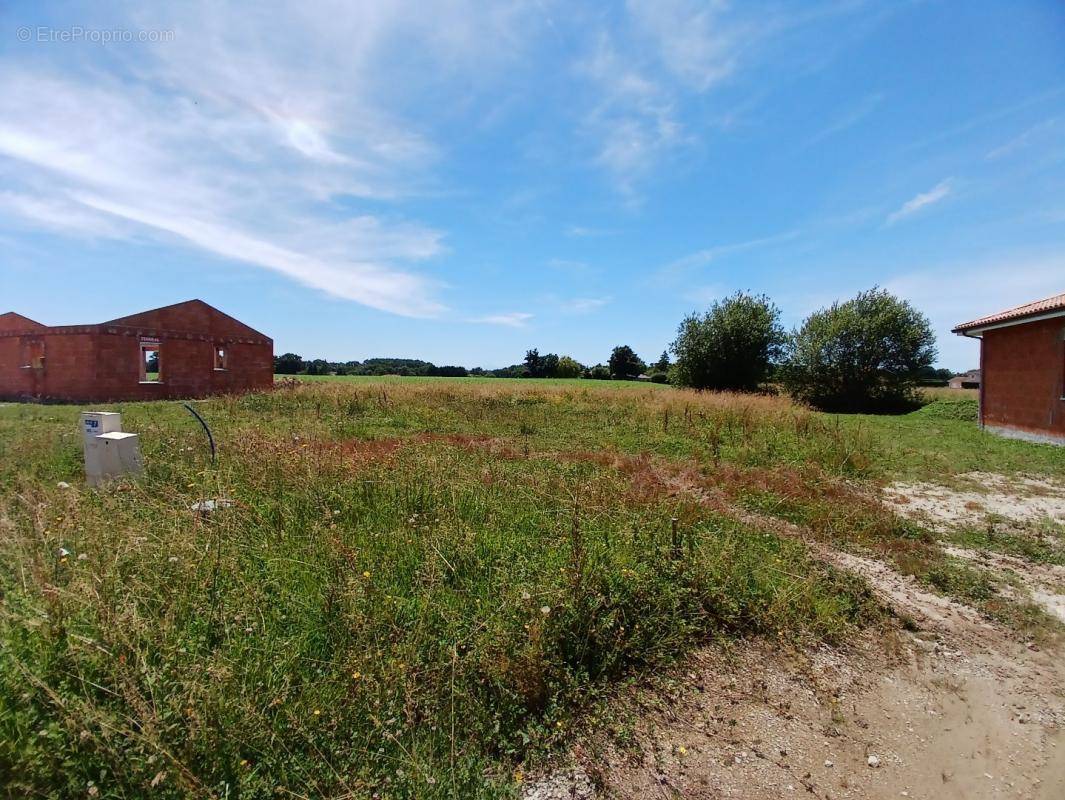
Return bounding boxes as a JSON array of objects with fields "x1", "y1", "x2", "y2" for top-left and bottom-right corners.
[{"x1": 952, "y1": 292, "x2": 1065, "y2": 333}]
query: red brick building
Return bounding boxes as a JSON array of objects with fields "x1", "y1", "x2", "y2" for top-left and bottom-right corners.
[
  {"x1": 953, "y1": 293, "x2": 1065, "y2": 445},
  {"x1": 0, "y1": 300, "x2": 273, "y2": 403}
]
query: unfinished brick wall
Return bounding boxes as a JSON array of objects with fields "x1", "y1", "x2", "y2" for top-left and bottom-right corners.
[
  {"x1": 981, "y1": 317, "x2": 1065, "y2": 443},
  {"x1": 0, "y1": 312, "x2": 46, "y2": 333},
  {"x1": 0, "y1": 300, "x2": 273, "y2": 403}
]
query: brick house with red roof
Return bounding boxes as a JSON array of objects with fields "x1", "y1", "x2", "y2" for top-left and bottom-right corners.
[
  {"x1": 953, "y1": 292, "x2": 1065, "y2": 445},
  {"x1": 0, "y1": 300, "x2": 273, "y2": 403}
]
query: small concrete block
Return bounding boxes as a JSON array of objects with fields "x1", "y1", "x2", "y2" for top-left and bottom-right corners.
[{"x1": 85, "y1": 431, "x2": 142, "y2": 486}]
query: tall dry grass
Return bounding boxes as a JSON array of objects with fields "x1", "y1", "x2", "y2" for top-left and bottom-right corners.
[{"x1": 0, "y1": 382, "x2": 887, "y2": 798}]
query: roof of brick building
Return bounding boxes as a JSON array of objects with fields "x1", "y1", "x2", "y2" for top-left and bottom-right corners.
[{"x1": 952, "y1": 292, "x2": 1065, "y2": 334}]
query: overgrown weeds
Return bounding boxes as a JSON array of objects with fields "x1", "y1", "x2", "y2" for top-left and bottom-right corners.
[
  {"x1": 2, "y1": 379, "x2": 1058, "y2": 797},
  {"x1": 0, "y1": 384, "x2": 878, "y2": 798}
]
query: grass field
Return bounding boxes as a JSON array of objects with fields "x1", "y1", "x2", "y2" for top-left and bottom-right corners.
[
  {"x1": 282, "y1": 374, "x2": 670, "y2": 389},
  {"x1": 1, "y1": 379, "x2": 1060, "y2": 798}
]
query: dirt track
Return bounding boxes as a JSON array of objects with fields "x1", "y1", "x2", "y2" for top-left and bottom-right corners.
[{"x1": 525, "y1": 476, "x2": 1065, "y2": 800}]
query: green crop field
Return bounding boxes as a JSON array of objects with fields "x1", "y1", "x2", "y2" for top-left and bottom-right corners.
[{"x1": 1, "y1": 379, "x2": 1061, "y2": 798}]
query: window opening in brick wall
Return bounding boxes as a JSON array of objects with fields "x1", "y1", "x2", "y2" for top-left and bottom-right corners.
[
  {"x1": 214, "y1": 345, "x2": 228, "y2": 371},
  {"x1": 140, "y1": 340, "x2": 162, "y2": 383},
  {"x1": 20, "y1": 338, "x2": 45, "y2": 369}
]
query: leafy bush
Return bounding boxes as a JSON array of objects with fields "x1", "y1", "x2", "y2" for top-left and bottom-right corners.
[
  {"x1": 781, "y1": 288, "x2": 937, "y2": 412},
  {"x1": 555, "y1": 356, "x2": 584, "y2": 379},
  {"x1": 671, "y1": 292, "x2": 784, "y2": 391}
]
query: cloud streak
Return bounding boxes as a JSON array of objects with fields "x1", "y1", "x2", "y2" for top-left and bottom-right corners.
[
  {"x1": 470, "y1": 312, "x2": 534, "y2": 327},
  {"x1": 659, "y1": 230, "x2": 801, "y2": 281},
  {"x1": 0, "y1": 2, "x2": 543, "y2": 317},
  {"x1": 885, "y1": 179, "x2": 953, "y2": 225},
  {"x1": 574, "y1": 0, "x2": 761, "y2": 197},
  {"x1": 985, "y1": 118, "x2": 1058, "y2": 160},
  {"x1": 559, "y1": 297, "x2": 611, "y2": 314},
  {"x1": 575, "y1": 1, "x2": 872, "y2": 197},
  {"x1": 806, "y1": 92, "x2": 883, "y2": 146}
]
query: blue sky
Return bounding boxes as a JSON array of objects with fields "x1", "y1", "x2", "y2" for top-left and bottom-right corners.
[{"x1": 1, "y1": 1, "x2": 1063, "y2": 369}]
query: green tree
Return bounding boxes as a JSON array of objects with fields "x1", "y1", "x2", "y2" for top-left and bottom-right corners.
[
  {"x1": 542, "y1": 353, "x2": 560, "y2": 378},
  {"x1": 608, "y1": 345, "x2": 645, "y2": 380},
  {"x1": 522, "y1": 349, "x2": 560, "y2": 378},
  {"x1": 653, "y1": 351, "x2": 670, "y2": 372},
  {"x1": 555, "y1": 356, "x2": 583, "y2": 379},
  {"x1": 780, "y1": 288, "x2": 937, "y2": 411},
  {"x1": 432, "y1": 365, "x2": 468, "y2": 377},
  {"x1": 670, "y1": 292, "x2": 784, "y2": 391},
  {"x1": 274, "y1": 352, "x2": 303, "y2": 374},
  {"x1": 522, "y1": 349, "x2": 544, "y2": 378}
]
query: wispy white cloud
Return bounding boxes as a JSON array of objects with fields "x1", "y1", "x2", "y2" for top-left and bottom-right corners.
[
  {"x1": 565, "y1": 225, "x2": 614, "y2": 238},
  {"x1": 897, "y1": 86, "x2": 1065, "y2": 156},
  {"x1": 885, "y1": 179, "x2": 953, "y2": 226},
  {"x1": 806, "y1": 92, "x2": 883, "y2": 146},
  {"x1": 985, "y1": 118, "x2": 1058, "y2": 160},
  {"x1": 75, "y1": 193, "x2": 447, "y2": 316},
  {"x1": 659, "y1": 230, "x2": 801, "y2": 280},
  {"x1": 559, "y1": 296, "x2": 611, "y2": 314},
  {"x1": 470, "y1": 312, "x2": 534, "y2": 327},
  {"x1": 625, "y1": 0, "x2": 746, "y2": 92},
  {"x1": 574, "y1": 0, "x2": 761, "y2": 196},
  {"x1": 578, "y1": 36, "x2": 686, "y2": 197},
  {"x1": 0, "y1": 2, "x2": 541, "y2": 317},
  {"x1": 0, "y1": 191, "x2": 131, "y2": 239},
  {"x1": 576, "y1": 1, "x2": 871, "y2": 196}
]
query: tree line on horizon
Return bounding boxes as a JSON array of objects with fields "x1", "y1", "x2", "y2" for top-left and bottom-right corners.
[
  {"x1": 272, "y1": 346, "x2": 668, "y2": 382},
  {"x1": 276, "y1": 287, "x2": 952, "y2": 412}
]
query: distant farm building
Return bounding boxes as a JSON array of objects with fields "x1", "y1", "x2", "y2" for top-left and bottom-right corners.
[
  {"x1": 947, "y1": 369, "x2": 981, "y2": 390},
  {"x1": 0, "y1": 300, "x2": 273, "y2": 403},
  {"x1": 953, "y1": 293, "x2": 1065, "y2": 445}
]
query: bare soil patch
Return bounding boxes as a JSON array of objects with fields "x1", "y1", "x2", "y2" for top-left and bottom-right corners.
[
  {"x1": 884, "y1": 472, "x2": 1065, "y2": 532},
  {"x1": 944, "y1": 545, "x2": 1065, "y2": 625},
  {"x1": 884, "y1": 472, "x2": 1065, "y2": 624},
  {"x1": 525, "y1": 556, "x2": 1065, "y2": 800},
  {"x1": 525, "y1": 475, "x2": 1065, "y2": 800}
]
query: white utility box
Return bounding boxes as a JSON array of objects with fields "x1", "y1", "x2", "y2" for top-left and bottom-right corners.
[
  {"x1": 81, "y1": 412, "x2": 123, "y2": 453},
  {"x1": 85, "y1": 431, "x2": 143, "y2": 487}
]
